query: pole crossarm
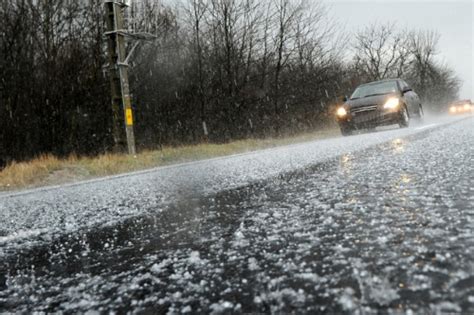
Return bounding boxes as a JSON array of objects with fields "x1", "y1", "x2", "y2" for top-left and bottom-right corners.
[
  {"x1": 104, "y1": 30, "x2": 130, "y2": 37},
  {"x1": 104, "y1": 0, "x2": 129, "y2": 7},
  {"x1": 104, "y1": 31, "x2": 157, "y2": 41}
]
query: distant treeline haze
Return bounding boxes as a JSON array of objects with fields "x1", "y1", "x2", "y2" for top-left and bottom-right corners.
[{"x1": 0, "y1": 0, "x2": 461, "y2": 165}]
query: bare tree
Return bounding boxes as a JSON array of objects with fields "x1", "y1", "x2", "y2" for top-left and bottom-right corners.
[
  {"x1": 353, "y1": 23, "x2": 411, "y2": 81},
  {"x1": 272, "y1": 0, "x2": 303, "y2": 117},
  {"x1": 408, "y1": 30, "x2": 440, "y2": 94},
  {"x1": 183, "y1": 0, "x2": 209, "y2": 137}
]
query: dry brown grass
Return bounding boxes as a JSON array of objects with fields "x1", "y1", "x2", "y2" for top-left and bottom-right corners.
[
  {"x1": 0, "y1": 127, "x2": 338, "y2": 191},
  {"x1": 0, "y1": 154, "x2": 69, "y2": 189}
]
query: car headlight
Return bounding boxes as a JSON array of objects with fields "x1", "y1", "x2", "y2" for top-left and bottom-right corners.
[
  {"x1": 384, "y1": 97, "x2": 400, "y2": 110},
  {"x1": 464, "y1": 104, "x2": 471, "y2": 110},
  {"x1": 336, "y1": 107, "x2": 348, "y2": 117},
  {"x1": 450, "y1": 106, "x2": 457, "y2": 113}
]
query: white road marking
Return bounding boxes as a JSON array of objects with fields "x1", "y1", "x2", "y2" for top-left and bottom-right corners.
[{"x1": 415, "y1": 123, "x2": 437, "y2": 130}]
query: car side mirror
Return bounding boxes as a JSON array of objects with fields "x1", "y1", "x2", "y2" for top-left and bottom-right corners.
[{"x1": 342, "y1": 96, "x2": 348, "y2": 102}]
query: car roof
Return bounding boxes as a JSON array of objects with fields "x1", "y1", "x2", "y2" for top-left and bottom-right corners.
[
  {"x1": 360, "y1": 78, "x2": 400, "y2": 86},
  {"x1": 452, "y1": 100, "x2": 471, "y2": 105}
]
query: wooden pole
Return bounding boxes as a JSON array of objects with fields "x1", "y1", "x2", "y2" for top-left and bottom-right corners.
[{"x1": 104, "y1": 0, "x2": 136, "y2": 155}]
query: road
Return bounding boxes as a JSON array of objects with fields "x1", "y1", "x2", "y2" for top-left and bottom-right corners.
[{"x1": 0, "y1": 115, "x2": 473, "y2": 313}]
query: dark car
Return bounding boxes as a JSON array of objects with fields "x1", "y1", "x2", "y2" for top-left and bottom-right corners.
[
  {"x1": 449, "y1": 99, "x2": 473, "y2": 115},
  {"x1": 336, "y1": 79, "x2": 423, "y2": 136}
]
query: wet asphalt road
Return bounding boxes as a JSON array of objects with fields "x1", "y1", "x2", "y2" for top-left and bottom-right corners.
[{"x1": 0, "y1": 116, "x2": 473, "y2": 313}]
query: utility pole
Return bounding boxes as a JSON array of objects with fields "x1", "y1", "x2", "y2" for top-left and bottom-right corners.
[{"x1": 104, "y1": 0, "x2": 136, "y2": 155}]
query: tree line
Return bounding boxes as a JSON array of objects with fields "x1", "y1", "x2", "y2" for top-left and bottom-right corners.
[{"x1": 0, "y1": 0, "x2": 461, "y2": 166}]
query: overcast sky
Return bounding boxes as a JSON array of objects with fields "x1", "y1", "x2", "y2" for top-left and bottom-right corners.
[{"x1": 327, "y1": 0, "x2": 473, "y2": 100}]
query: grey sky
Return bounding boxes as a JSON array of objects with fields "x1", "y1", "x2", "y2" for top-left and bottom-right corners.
[{"x1": 327, "y1": 0, "x2": 473, "y2": 100}]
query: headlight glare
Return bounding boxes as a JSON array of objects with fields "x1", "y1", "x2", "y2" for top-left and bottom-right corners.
[
  {"x1": 384, "y1": 98, "x2": 400, "y2": 110},
  {"x1": 336, "y1": 107, "x2": 347, "y2": 117}
]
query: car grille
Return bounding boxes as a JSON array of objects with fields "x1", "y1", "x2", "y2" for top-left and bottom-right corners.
[
  {"x1": 350, "y1": 105, "x2": 379, "y2": 124},
  {"x1": 350, "y1": 105, "x2": 378, "y2": 114}
]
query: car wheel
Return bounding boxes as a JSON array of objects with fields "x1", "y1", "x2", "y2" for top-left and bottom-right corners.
[
  {"x1": 414, "y1": 104, "x2": 423, "y2": 119},
  {"x1": 399, "y1": 105, "x2": 409, "y2": 128},
  {"x1": 340, "y1": 126, "x2": 353, "y2": 136}
]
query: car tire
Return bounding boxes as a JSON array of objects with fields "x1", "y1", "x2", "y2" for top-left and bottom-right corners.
[
  {"x1": 340, "y1": 126, "x2": 353, "y2": 136},
  {"x1": 399, "y1": 105, "x2": 409, "y2": 128},
  {"x1": 414, "y1": 104, "x2": 423, "y2": 119}
]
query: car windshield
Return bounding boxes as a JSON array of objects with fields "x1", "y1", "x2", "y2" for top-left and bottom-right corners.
[{"x1": 351, "y1": 81, "x2": 399, "y2": 99}]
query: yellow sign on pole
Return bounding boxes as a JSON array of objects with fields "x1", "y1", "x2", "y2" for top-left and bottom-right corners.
[{"x1": 125, "y1": 108, "x2": 133, "y2": 126}]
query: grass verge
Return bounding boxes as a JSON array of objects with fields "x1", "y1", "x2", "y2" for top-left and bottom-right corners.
[{"x1": 0, "y1": 127, "x2": 339, "y2": 191}]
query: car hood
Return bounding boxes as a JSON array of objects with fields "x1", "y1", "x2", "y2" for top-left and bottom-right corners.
[{"x1": 346, "y1": 93, "x2": 399, "y2": 108}]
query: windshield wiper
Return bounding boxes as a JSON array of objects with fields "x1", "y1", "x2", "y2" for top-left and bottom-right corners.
[{"x1": 362, "y1": 92, "x2": 387, "y2": 98}]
